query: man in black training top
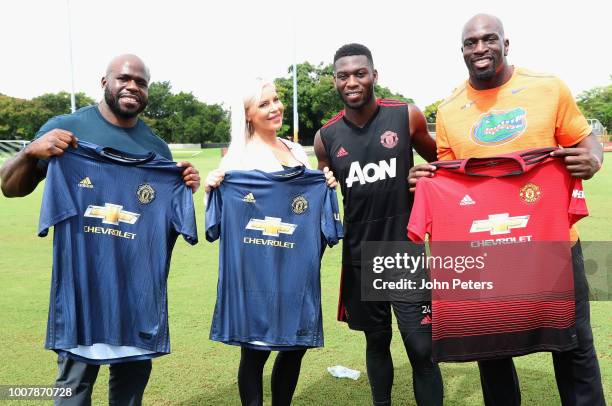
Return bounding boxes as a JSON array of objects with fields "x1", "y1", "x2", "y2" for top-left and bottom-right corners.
[{"x1": 314, "y1": 43, "x2": 442, "y2": 406}]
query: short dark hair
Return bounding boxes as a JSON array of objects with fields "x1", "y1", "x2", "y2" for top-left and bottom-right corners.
[{"x1": 333, "y1": 43, "x2": 374, "y2": 67}]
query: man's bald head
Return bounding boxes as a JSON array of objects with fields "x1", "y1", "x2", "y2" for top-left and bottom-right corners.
[
  {"x1": 462, "y1": 14, "x2": 505, "y2": 42},
  {"x1": 105, "y1": 54, "x2": 150, "y2": 81},
  {"x1": 461, "y1": 14, "x2": 511, "y2": 88}
]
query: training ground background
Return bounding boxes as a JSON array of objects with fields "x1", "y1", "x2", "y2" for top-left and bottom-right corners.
[{"x1": 0, "y1": 149, "x2": 610, "y2": 405}]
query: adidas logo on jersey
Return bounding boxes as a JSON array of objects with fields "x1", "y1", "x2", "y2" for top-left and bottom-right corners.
[
  {"x1": 420, "y1": 314, "x2": 432, "y2": 325},
  {"x1": 78, "y1": 177, "x2": 93, "y2": 188},
  {"x1": 243, "y1": 192, "x2": 256, "y2": 203},
  {"x1": 346, "y1": 158, "x2": 396, "y2": 188},
  {"x1": 336, "y1": 147, "x2": 349, "y2": 158},
  {"x1": 459, "y1": 194, "x2": 475, "y2": 206}
]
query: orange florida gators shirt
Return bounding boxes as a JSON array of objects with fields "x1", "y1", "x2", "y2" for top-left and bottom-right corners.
[
  {"x1": 435, "y1": 67, "x2": 591, "y2": 241},
  {"x1": 435, "y1": 67, "x2": 591, "y2": 160}
]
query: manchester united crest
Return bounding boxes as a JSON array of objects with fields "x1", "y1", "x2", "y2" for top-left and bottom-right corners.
[
  {"x1": 519, "y1": 183, "x2": 541, "y2": 203},
  {"x1": 136, "y1": 184, "x2": 156, "y2": 204},
  {"x1": 291, "y1": 195, "x2": 308, "y2": 214},
  {"x1": 380, "y1": 131, "x2": 399, "y2": 149}
]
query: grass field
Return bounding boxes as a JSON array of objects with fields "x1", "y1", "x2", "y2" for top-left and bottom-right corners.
[{"x1": 0, "y1": 149, "x2": 610, "y2": 405}]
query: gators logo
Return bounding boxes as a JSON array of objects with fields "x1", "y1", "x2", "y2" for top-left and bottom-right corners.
[{"x1": 471, "y1": 108, "x2": 527, "y2": 146}]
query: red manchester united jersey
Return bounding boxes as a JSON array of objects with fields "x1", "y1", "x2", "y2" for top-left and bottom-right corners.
[{"x1": 408, "y1": 147, "x2": 588, "y2": 362}]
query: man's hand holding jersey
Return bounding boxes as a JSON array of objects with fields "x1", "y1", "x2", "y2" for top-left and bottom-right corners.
[
  {"x1": 24, "y1": 129, "x2": 79, "y2": 159},
  {"x1": 176, "y1": 161, "x2": 200, "y2": 193},
  {"x1": 550, "y1": 147, "x2": 603, "y2": 180},
  {"x1": 323, "y1": 167, "x2": 337, "y2": 188},
  {"x1": 408, "y1": 164, "x2": 436, "y2": 193}
]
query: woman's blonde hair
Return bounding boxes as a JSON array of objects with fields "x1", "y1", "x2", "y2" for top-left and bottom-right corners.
[{"x1": 227, "y1": 78, "x2": 276, "y2": 156}]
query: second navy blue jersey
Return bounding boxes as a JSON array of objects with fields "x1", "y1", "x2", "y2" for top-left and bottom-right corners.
[
  {"x1": 38, "y1": 141, "x2": 197, "y2": 363},
  {"x1": 206, "y1": 168, "x2": 343, "y2": 349}
]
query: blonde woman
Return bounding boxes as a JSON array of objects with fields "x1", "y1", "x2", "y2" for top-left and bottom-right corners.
[{"x1": 205, "y1": 78, "x2": 337, "y2": 406}]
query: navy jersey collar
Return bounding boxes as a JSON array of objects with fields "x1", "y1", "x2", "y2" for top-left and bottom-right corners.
[
  {"x1": 257, "y1": 166, "x2": 306, "y2": 181},
  {"x1": 77, "y1": 140, "x2": 157, "y2": 165}
]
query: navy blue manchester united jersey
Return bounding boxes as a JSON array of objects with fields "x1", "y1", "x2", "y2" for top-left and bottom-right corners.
[
  {"x1": 206, "y1": 168, "x2": 343, "y2": 350},
  {"x1": 38, "y1": 141, "x2": 197, "y2": 364}
]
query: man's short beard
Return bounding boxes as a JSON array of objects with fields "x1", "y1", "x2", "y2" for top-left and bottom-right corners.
[
  {"x1": 339, "y1": 84, "x2": 375, "y2": 110},
  {"x1": 469, "y1": 58, "x2": 498, "y2": 82},
  {"x1": 104, "y1": 87, "x2": 146, "y2": 119},
  {"x1": 473, "y1": 68, "x2": 496, "y2": 81}
]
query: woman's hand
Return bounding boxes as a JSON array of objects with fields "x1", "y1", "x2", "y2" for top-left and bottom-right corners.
[{"x1": 204, "y1": 168, "x2": 225, "y2": 193}]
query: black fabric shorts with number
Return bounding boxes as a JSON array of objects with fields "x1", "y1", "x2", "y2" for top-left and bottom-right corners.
[{"x1": 339, "y1": 264, "x2": 432, "y2": 332}]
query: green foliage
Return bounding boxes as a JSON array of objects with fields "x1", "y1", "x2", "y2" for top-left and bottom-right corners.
[
  {"x1": 374, "y1": 85, "x2": 414, "y2": 104},
  {"x1": 275, "y1": 63, "x2": 413, "y2": 145},
  {"x1": 0, "y1": 92, "x2": 94, "y2": 140},
  {"x1": 142, "y1": 82, "x2": 230, "y2": 144},
  {"x1": 33, "y1": 91, "x2": 95, "y2": 116},
  {"x1": 423, "y1": 99, "x2": 444, "y2": 123},
  {"x1": 577, "y1": 78, "x2": 612, "y2": 131},
  {"x1": 0, "y1": 84, "x2": 229, "y2": 145}
]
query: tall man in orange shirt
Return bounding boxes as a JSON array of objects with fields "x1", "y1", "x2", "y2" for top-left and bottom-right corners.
[{"x1": 410, "y1": 14, "x2": 605, "y2": 406}]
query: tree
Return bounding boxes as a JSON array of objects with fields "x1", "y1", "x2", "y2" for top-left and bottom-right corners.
[
  {"x1": 577, "y1": 78, "x2": 612, "y2": 132},
  {"x1": 142, "y1": 82, "x2": 230, "y2": 144},
  {"x1": 0, "y1": 94, "x2": 48, "y2": 139},
  {"x1": 0, "y1": 84, "x2": 229, "y2": 144},
  {"x1": 0, "y1": 92, "x2": 94, "y2": 140},
  {"x1": 275, "y1": 62, "x2": 414, "y2": 145},
  {"x1": 33, "y1": 92, "x2": 95, "y2": 116},
  {"x1": 145, "y1": 81, "x2": 173, "y2": 120},
  {"x1": 423, "y1": 99, "x2": 443, "y2": 123}
]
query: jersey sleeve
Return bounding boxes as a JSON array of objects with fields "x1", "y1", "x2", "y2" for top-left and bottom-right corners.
[
  {"x1": 172, "y1": 184, "x2": 198, "y2": 245},
  {"x1": 321, "y1": 187, "x2": 344, "y2": 247},
  {"x1": 407, "y1": 180, "x2": 433, "y2": 242},
  {"x1": 38, "y1": 158, "x2": 77, "y2": 237},
  {"x1": 205, "y1": 187, "x2": 223, "y2": 242},
  {"x1": 435, "y1": 109, "x2": 456, "y2": 161},
  {"x1": 568, "y1": 177, "x2": 588, "y2": 226},
  {"x1": 554, "y1": 78, "x2": 592, "y2": 147}
]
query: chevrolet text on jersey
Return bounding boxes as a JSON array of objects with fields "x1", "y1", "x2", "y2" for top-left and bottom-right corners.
[{"x1": 345, "y1": 158, "x2": 396, "y2": 187}]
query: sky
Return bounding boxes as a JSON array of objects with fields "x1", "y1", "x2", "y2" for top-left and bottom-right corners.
[{"x1": 2, "y1": 0, "x2": 610, "y2": 109}]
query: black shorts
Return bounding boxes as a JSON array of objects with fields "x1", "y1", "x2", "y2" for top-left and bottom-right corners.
[{"x1": 337, "y1": 265, "x2": 432, "y2": 333}]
